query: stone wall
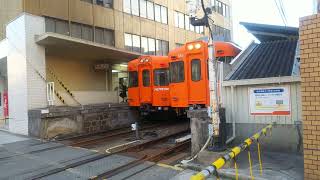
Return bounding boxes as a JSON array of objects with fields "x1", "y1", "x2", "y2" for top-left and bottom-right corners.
[
  {"x1": 28, "y1": 103, "x2": 138, "y2": 139},
  {"x1": 300, "y1": 14, "x2": 320, "y2": 180}
]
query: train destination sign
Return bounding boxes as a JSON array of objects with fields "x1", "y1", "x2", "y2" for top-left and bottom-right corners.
[{"x1": 249, "y1": 86, "x2": 291, "y2": 116}]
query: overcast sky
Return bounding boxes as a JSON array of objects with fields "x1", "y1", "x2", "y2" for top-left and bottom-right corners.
[{"x1": 232, "y1": 0, "x2": 315, "y2": 47}]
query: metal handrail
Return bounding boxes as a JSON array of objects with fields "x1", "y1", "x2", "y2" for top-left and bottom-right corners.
[{"x1": 190, "y1": 123, "x2": 275, "y2": 180}]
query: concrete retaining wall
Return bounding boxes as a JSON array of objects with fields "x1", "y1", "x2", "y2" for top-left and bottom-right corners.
[{"x1": 28, "y1": 103, "x2": 138, "y2": 139}]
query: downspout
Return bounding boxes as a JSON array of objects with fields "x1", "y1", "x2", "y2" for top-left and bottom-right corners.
[{"x1": 226, "y1": 85, "x2": 236, "y2": 144}]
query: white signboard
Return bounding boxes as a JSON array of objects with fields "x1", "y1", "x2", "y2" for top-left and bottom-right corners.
[{"x1": 249, "y1": 86, "x2": 290, "y2": 116}]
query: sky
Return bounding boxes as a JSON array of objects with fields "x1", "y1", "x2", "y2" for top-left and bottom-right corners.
[{"x1": 232, "y1": 0, "x2": 315, "y2": 48}]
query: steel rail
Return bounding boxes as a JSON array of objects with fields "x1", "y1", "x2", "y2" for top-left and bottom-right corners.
[
  {"x1": 66, "y1": 123, "x2": 171, "y2": 147},
  {"x1": 90, "y1": 139, "x2": 191, "y2": 180}
]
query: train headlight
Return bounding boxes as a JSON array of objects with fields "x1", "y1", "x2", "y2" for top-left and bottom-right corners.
[
  {"x1": 195, "y1": 43, "x2": 201, "y2": 49},
  {"x1": 145, "y1": 59, "x2": 149, "y2": 62},
  {"x1": 140, "y1": 59, "x2": 144, "y2": 63},
  {"x1": 187, "y1": 44, "x2": 194, "y2": 50}
]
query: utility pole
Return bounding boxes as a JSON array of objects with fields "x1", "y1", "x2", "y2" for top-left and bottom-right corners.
[{"x1": 186, "y1": 0, "x2": 220, "y2": 139}]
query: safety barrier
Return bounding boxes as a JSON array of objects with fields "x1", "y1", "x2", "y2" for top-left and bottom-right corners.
[{"x1": 190, "y1": 123, "x2": 275, "y2": 180}]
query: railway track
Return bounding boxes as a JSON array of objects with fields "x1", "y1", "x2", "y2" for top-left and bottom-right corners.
[
  {"x1": 29, "y1": 122, "x2": 191, "y2": 179},
  {"x1": 58, "y1": 123, "x2": 167, "y2": 147},
  {"x1": 90, "y1": 131, "x2": 191, "y2": 180}
]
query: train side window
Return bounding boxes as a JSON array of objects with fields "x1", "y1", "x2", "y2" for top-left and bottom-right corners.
[
  {"x1": 129, "y1": 71, "x2": 138, "y2": 87},
  {"x1": 191, "y1": 59, "x2": 201, "y2": 81},
  {"x1": 169, "y1": 61, "x2": 184, "y2": 83},
  {"x1": 154, "y1": 68, "x2": 169, "y2": 86},
  {"x1": 143, "y1": 70, "x2": 150, "y2": 87}
]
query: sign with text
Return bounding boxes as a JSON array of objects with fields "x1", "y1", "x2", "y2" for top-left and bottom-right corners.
[
  {"x1": 3, "y1": 91, "x2": 8, "y2": 118},
  {"x1": 249, "y1": 86, "x2": 290, "y2": 116}
]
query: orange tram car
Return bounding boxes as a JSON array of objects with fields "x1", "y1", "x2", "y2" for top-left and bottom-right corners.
[{"x1": 128, "y1": 41, "x2": 241, "y2": 118}]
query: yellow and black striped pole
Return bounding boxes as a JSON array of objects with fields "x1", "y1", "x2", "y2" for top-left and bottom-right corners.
[{"x1": 190, "y1": 123, "x2": 274, "y2": 180}]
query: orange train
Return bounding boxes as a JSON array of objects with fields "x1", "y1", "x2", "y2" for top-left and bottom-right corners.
[
  {"x1": 128, "y1": 41, "x2": 241, "y2": 116},
  {"x1": 128, "y1": 56, "x2": 170, "y2": 115}
]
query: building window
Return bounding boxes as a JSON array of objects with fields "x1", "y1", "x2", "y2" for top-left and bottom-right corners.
[
  {"x1": 185, "y1": 15, "x2": 190, "y2": 30},
  {"x1": 154, "y1": 69, "x2": 169, "y2": 86},
  {"x1": 141, "y1": 36, "x2": 148, "y2": 54},
  {"x1": 161, "y1": 40, "x2": 169, "y2": 55},
  {"x1": 148, "y1": 38, "x2": 155, "y2": 55},
  {"x1": 95, "y1": 0, "x2": 113, "y2": 8},
  {"x1": 71, "y1": 23, "x2": 82, "y2": 38},
  {"x1": 123, "y1": 0, "x2": 131, "y2": 13},
  {"x1": 175, "y1": 13, "x2": 204, "y2": 34},
  {"x1": 125, "y1": 33, "x2": 142, "y2": 52},
  {"x1": 147, "y1": 1, "x2": 154, "y2": 20},
  {"x1": 156, "y1": 40, "x2": 169, "y2": 56},
  {"x1": 81, "y1": 0, "x2": 113, "y2": 8},
  {"x1": 81, "y1": 24, "x2": 94, "y2": 41},
  {"x1": 143, "y1": 70, "x2": 150, "y2": 87},
  {"x1": 124, "y1": 0, "x2": 167, "y2": 24},
  {"x1": 124, "y1": 33, "x2": 168, "y2": 55},
  {"x1": 212, "y1": 0, "x2": 230, "y2": 18},
  {"x1": 155, "y1": 4, "x2": 161, "y2": 22},
  {"x1": 161, "y1": 6, "x2": 168, "y2": 24},
  {"x1": 129, "y1": 71, "x2": 138, "y2": 87},
  {"x1": 212, "y1": 25, "x2": 231, "y2": 41},
  {"x1": 174, "y1": 11, "x2": 185, "y2": 29},
  {"x1": 45, "y1": 17, "x2": 69, "y2": 36},
  {"x1": 95, "y1": 27, "x2": 115, "y2": 46},
  {"x1": 132, "y1": 34, "x2": 141, "y2": 52},
  {"x1": 140, "y1": 0, "x2": 147, "y2": 18},
  {"x1": 131, "y1": 0, "x2": 139, "y2": 16},
  {"x1": 170, "y1": 61, "x2": 184, "y2": 83},
  {"x1": 125, "y1": 33, "x2": 133, "y2": 51},
  {"x1": 191, "y1": 59, "x2": 201, "y2": 81}
]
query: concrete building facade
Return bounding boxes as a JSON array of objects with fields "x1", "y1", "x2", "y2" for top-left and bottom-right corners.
[{"x1": 0, "y1": 0, "x2": 233, "y2": 135}]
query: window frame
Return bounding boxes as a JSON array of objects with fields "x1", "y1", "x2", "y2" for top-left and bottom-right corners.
[
  {"x1": 191, "y1": 59, "x2": 201, "y2": 82},
  {"x1": 161, "y1": 6, "x2": 168, "y2": 24},
  {"x1": 142, "y1": 69, "x2": 151, "y2": 87},
  {"x1": 147, "y1": 1, "x2": 155, "y2": 20},
  {"x1": 129, "y1": 71, "x2": 138, "y2": 87},
  {"x1": 154, "y1": 3, "x2": 161, "y2": 22},
  {"x1": 131, "y1": 0, "x2": 140, "y2": 16},
  {"x1": 169, "y1": 61, "x2": 185, "y2": 83},
  {"x1": 154, "y1": 68, "x2": 169, "y2": 86}
]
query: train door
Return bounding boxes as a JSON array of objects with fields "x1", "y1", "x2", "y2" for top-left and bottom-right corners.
[
  {"x1": 187, "y1": 55, "x2": 207, "y2": 105},
  {"x1": 139, "y1": 65, "x2": 152, "y2": 104},
  {"x1": 128, "y1": 71, "x2": 139, "y2": 106},
  {"x1": 169, "y1": 60, "x2": 188, "y2": 107}
]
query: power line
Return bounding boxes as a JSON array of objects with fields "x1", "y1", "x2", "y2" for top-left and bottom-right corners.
[
  {"x1": 274, "y1": 0, "x2": 287, "y2": 26},
  {"x1": 278, "y1": 0, "x2": 288, "y2": 24}
]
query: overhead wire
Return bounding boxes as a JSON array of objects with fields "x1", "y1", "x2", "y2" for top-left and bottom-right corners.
[{"x1": 274, "y1": 0, "x2": 287, "y2": 26}]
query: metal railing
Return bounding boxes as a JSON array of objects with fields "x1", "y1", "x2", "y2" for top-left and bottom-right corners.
[{"x1": 190, "y1": 123, "x2": 275, "y2": 180}]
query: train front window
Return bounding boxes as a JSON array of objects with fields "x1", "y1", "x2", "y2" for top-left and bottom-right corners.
[
  {"x1": 129, "y1": 71, "x2": 138, "y2": 87},
  {"x1": 191, "y1": 59, "x2": 201, "y2": 81},
  {"x1": 169, "y1": 61, "x2": 184, "y2": 83},
  {"x1": 154, "y1": 68, "x2": 169, "y2": 86},
  {"x1": 143, "y1": 70, "x2": 150, "y2": 87}
]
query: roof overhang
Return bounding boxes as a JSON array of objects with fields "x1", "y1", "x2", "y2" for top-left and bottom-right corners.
[
  {"x1": 240, "y1": 22, "x2": 299, "y2": 42},
  {"x1": 222, "y1": 76, "x2": 301, "y2": 87},
  {"x1": 35, "y1": 32, "x2": 141, "y2": 63}
]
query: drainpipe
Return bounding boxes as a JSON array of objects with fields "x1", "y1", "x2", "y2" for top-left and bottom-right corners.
[{"x1": 226, "y1": 85, "x2": 236, "y2": 144}]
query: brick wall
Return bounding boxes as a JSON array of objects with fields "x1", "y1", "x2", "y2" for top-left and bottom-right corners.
[{"x1": 300, "y1": 14, "x2": 320, "y2": 180}]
